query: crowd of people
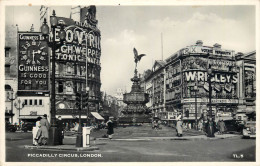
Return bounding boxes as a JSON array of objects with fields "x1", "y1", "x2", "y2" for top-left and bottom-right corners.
[
  {"x1": 26, "y1": 112, "x2": 229, "y2": 146},
  {"x1": 151, "y1": 112, "x2": 228, "y2": 137},
  {"x1": 33, "y1": 114, "x2": 64, "y2": 146},
  {"x1": 31, "y1": 115, "x2": 116, "y2": 146}
]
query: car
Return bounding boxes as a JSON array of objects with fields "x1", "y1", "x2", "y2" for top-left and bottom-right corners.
[
  {"x1": 5, "y1": 122, "x2": 17, "y2": 132},
  {"x1": 223, "y1": 119, "x2": 244, "y2": 134},
  {"x1": 21, "y1": 122, "x2": 35, "y2": 132},
  {"x1": 242, "y1": 121, "x2": 256, "y2": 138}
]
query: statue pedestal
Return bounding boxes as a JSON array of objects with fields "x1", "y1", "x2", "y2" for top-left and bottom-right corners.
[{"x1": 119, "y1": 74, "x2": 151, "y2": 124}]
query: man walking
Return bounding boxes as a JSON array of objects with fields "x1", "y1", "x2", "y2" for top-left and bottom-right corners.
[{"x1": 57, "y1": 116, "x2": 64, "y2": 145}]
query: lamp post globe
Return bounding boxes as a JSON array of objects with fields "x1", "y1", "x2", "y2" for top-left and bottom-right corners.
[
  {"x1": 50, "y1": 10, "x2": 58, "y2": 27},
  {"x1": 41, "y1": 18, "x2": 49, "y2": 36}
]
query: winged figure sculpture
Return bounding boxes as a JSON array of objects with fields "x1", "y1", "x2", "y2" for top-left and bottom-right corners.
[{"x1": 133, "y1": 48, "x2": 146, "y2": 70}]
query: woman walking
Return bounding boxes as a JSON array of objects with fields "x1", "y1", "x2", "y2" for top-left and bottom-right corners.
[
  {"x1": 38, "y1": 114, "x2": 50, "y2": 145},
  {"x1": 33, "y1": 116, "x2": 42, "y2": 146},
  {"x1": 218, "y1": 119, "x2": 226, "y2": 135},
  {"x1": 176, "y1": 113, "x2": 183, "y2": 137}
]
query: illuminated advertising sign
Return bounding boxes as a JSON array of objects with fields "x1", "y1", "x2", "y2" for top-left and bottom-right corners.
[
  {"x1": 55, "y1": 17, "x2": 101, "y2": 65},
  {"x1": 181, "y1": 46, "x2": 234, "y2": 57},
  {"x1": 184, "y1": 71, "x2": 238, "y2": 83},
  {"x1": 18, "y1": 32, "x2": 49, "y2": 91}
]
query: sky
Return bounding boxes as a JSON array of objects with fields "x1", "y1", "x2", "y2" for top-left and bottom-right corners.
[{"x1": 5, "y1": 5, "x2": 256, "y2": 95}]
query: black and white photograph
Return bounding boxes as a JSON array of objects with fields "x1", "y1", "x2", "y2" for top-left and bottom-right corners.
[{"x1": 1, "y1": 0, "x2": 259, "y2": 165}]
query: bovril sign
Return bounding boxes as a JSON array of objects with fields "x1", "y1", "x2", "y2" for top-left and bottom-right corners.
[{"x1": 54, "y1": 23, "x2": 101, "y2": 62}]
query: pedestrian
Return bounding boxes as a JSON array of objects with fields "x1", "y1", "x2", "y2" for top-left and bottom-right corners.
[
  {"x1": 65, "y1": 122, "x2": 69, "y2": 131},
  {"x1": 106, "y1": 117, "x2": 114, "y2": 139},
  {"x1": 198, "y1": 120, "x2": 203, "y2": 131},
  {"x1": 218, "y1": 119, "x2": 226, "y2": 135},
  {"x1": 57, "y1": 116, "x2": 64, "y2": 145},
  {"x1": 206, "y1": 117, "x2": 216, "y2": 137},
  {"x1": 33, "y1": 116, "x2": 42, "y2": 146},
  {"x1": 176, "y1": 113, "x2": 183, "y2": 137},
  {"x1": 38, "y1": 114, "x2": 50, "y2": 145},
  {"x1": 188, "y1": 123, "x2": 192, "y2": 130}
]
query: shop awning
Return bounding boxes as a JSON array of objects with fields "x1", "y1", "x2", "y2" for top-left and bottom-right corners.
[
  {"x1": 56, "y1": 115, "x2": 88, "y2": 119},
  {"x1": 91, "y1": 112, "x2": 104, "y2": 120},
  {"x1": 19, "y1": 116, "x2": 39, "y2": 119}
]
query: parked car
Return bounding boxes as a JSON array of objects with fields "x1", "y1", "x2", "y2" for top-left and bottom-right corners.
[
  {"x1": 242, "y1": 121, "x2": 256, "y2": 138},
  {"x1": 5, "y1": 122, "x2": 17, "y2": 132},
  {"x1": 223, "y1": 119, "x2": 244, "y2": 134},
  {"x1": 21, "y1": 122, "x2": 35, "y2": 132}
]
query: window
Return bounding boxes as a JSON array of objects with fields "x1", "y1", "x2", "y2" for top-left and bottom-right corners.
[
  {"x1": 5, "y1": 47, "x2": 10, "y2": 57},
  {"x1": 5, "y1": 64, "x2": 10, "y2": 75},
  {"x1": 24, "y1": 99, "x2": 28, "y2": 105},
  {"x1": 67, "y1": 64, "x2": 72, "y2": 74},
  {"x1": 74, "y1": 82, "x2": 77, "y2": 93},
  {"x1": 80, "y1": 66, "x2": 83, "y2": 75},
  {"x1": 39, "y1": 99, "x2": 43, "y2": 105},
  {"x1": 66, "y1": 82, "x2": 73, "y2": 93},
  {"x1": 29, "y1": 99, "x2": 33, "y2": 105},
  {"x1": 58, "y1": 81, "x2": 63, "y2": 93},
  {"x1": 74, "y1": 64, "x2": 77, "y2": 75},
  {"x1": 34, "y1": 99, "x2": 37, "y2": 105},
  {"x1": 55, "y1": 63, "x2": 59, "y2": 74}
]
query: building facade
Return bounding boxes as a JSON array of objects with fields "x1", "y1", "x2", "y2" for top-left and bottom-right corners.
[
  {"x1": 144, "y1": 60, "x2": 166, "y2": 119},
  {"x1": 143, "y1": 40, "x2": 256, "y2": 125},
  {"x1": 53, "y1": 6, "x2": 102, "y2": 122},
  {"x1": 165, "y1": 41, "x2": 239, "y2": 123},
  {"x1": 5, "y1": 6, "x2": 102, "y2": 125},
  {"x1": 235, "y1": 51, "x2": 256, "y2": 120}
]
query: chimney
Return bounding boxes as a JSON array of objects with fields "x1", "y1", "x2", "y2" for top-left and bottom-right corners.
[{"x1": 196, "y1": 40, "x2": 203, "y2": 46}]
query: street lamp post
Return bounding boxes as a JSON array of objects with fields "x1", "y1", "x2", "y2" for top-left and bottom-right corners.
[
  {"x1": 194, "y1": 83, "x2": 198, "y2": 130},
  {"x1": 76, "y1": 87, "x2": 89, "y2": 147},
  {"x1": 14, "y1": 98, "x2": 25, "y2": 127},
  {"x1": 41, "y1": 10, "x2": 66, "y2": 145},
  {"x1": 207, "y1": 67, "x2": 215, "y2": 137},
  {"x1": 76, "y1": 91, "x2": 83, "y2": 147},
  {"x1": 7, "y1": 89, "x2": 16, "y2": 124}
]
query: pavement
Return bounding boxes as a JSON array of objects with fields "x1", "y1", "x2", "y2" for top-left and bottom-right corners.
[
  {"x1": 24, "y1": 144, "x2": 99, "y2": 151},
  {"x1": 22, "y1": 124, "x2": 242, "y2": 151}
]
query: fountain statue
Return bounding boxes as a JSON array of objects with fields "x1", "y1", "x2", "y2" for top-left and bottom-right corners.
[{"x1": 119, "y1": 48, "x2": 151, "y2": 124}]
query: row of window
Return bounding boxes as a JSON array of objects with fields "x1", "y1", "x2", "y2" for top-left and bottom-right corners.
[{"x1": 24, "y1": 99, "x2": 43, "y2": 106}]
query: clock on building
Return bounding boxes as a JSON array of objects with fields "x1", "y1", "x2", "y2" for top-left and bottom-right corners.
[
  {"x1": 58, "y1": 103, "x2": 65, "y2": 109},
  {"x1": 20, "y1": 40, "x2": 48, "y2": 65}
]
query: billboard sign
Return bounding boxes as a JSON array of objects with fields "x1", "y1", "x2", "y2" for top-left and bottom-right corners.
[{"x1": 18, "y1": 32, "x2": 49, "y2": 91}]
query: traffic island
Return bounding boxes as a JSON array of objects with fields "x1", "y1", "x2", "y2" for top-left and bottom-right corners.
[
  {"x1": 24, "y1": 145, "x2": 99, "y2": 151},
  {"x1": 96, "y1": 133, "x2": 241, "y2": 141}
]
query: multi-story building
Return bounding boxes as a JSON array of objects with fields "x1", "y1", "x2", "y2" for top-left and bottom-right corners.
[
  {"x1": 115, "y1": 88, "x2": 125, "y2": 107},
  {"x1": 5, "y1": 6, "x2": 102, "y2": 125},
  {"x1": 236, "y1": 51, "x2": 256, "y2": 120},
  {"x1": 165, "y1": 40, "x2": 240, "y2": 123},
  {"x1": 5, "y1": 24, "x2": 51, "y2": 124},
  {"x1": 52, "y1": 6, "x2": 102, "y2": 123},
  {"x1": 143, "y1": 41, "x2": 256, "y2": 125},
  {"x1": 144, "y1": 60, "x2": 166, "y2": 119},
  {"x1": 5, "y1": 24, "x2": 18, "y2": 123}
]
